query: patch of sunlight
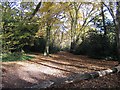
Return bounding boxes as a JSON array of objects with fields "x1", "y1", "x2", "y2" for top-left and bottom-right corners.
[
  {"x1": 40, "y1": 57, "x2": 70, "y2": 65},
  {"x1": 26, "y1": 54, "x2": 38, "y2": 57},
  {"x1": 17, "y1": 69, "x2": 39, "y2": 84},
  {"x1": 17, "y1": 62, "x2": 65, "y2": 77},
  {"x1": 21, "y1": 75, "x2": 39, "y2": 84},
  {"x1": 90, "y1": 65, "x2": 107, "y2": 69},
  {"x1": 40, "y1": 66, "x2": 62, "y2": 76}
]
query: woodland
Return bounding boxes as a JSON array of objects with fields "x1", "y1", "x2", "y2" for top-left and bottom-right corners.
[{"x1": 1, "y1": 1, "x2": 120, "y2": 89}]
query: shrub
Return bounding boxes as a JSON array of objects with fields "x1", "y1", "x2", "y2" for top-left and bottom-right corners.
[
  {"x1": 74, "y1": 31, "x2": 117, "y2": 59},
  {"x1": 23, "y1": 37, "x2": 46, "y2": 53}
]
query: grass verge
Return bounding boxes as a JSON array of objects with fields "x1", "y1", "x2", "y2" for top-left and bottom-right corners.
[{"x1": 2, "y1": 52, "x2": 34, "y2": 62}]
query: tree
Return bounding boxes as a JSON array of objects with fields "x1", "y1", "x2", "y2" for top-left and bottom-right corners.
[
  {"x1": 116, "y1": 2, "x2": 120, "y2": 62},
  {"x1": 69, "y1": 2, "x2": 101, "y2": 52},
  {"x1": 101, "y1": 2, "x2": 107, "y2": 35},
  {"x1": 2, "y1": 2, "x2": 39, "y2": 53},
  {"x1": 37, "y1": 2, "x2": 70, "y2": 56},
  {"x1": 68, "y1": 2, "x2": 81, "y2": 52},
  {"x1": 104, "y1": 2, "x2": 120, "y2": 61}
]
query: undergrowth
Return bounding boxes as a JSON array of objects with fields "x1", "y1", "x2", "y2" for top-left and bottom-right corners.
[{"x1": 2, "y1": 52, "x2": 34, "y2": 62}]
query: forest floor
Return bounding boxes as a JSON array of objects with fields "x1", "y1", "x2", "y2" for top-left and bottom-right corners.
[{"x1": 2, "y1": 51, "x2": 120, "y2": 89}]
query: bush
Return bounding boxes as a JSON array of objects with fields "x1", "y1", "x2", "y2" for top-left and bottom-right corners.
[
  {"x1": 23, "y1": 37, "x2": 46, "y2": 53},
  {"x1": 23, "y1": 37, "x2": 60, "y2": 54},
  {"x1": 74, "y1": 31, "x2": 117, "y2": 59},
  {"x1": 87, "y1": 34, "x2": 109, "y2": 58}
]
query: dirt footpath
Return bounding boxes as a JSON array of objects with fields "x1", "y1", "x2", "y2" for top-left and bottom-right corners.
[{"x1": 2, "y1": 51, "x2": 120, "y2": 88}]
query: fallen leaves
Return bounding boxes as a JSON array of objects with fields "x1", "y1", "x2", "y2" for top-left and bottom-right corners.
[{"x1": 2, "y1": 51, "x2": 119, "y2": 88}]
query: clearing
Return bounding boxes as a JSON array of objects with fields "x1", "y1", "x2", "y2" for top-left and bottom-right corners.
[{"x1": 2, "y1": 51, "x2": 120, "y2": 88}]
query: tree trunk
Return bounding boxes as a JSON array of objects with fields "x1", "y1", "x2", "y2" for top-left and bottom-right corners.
[
  {"x1": 44, "y1": 24, "x2": 51, "y2": 56},
  {"x1": 70, "y1": 18, "x2": 74, "y2": 52},
  {"x1": 30, "y1": 65, "x2": 120, "y2": 88},
  {"x1": 70, "y1": 4, "x2": 79, "y2": 52},
  {"x1": 70, "y1": 18, "x2": 77, "y2": 53},
  {"x1": 116, "y1": 2, "x2": 120, "y2": 62},
  {"x1": 101, "y1": 2, "x2": 107, "y2": 36},
  {"x1": 29, "y1": 2, "x2": 42, "y2": 20}
]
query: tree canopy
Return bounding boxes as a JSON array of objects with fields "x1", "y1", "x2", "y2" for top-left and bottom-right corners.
[{"x1": 1, "y1": 1, "x2": 120, "y2": 61}]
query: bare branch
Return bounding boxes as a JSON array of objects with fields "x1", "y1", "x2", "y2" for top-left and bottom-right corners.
[{"x1": 29, "y1": 2, "x2": 42, "y2": 20}]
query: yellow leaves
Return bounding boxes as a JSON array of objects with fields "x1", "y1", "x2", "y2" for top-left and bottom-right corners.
[
  {"x1": 35, "y1": 29, "x2": 45, "y2": 37},
  {"x1": 78, "y1": 13, "x2": 82, "y2": 19},
  {"x1": 40, "y1": 2, "x2": 69, "y2": 16},
  {"x1": 40, "y1": 2, "x2": 53, "y2": 12},
  {"x1": 38, "y1": 2, "x2": 70, "y2": 29},
  {"x1": 91, "y1": 2, "x2": 101, "y2": 11}
]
